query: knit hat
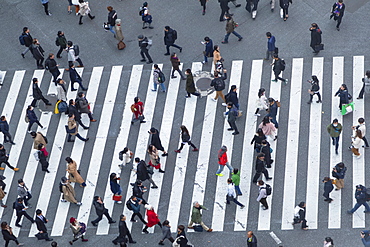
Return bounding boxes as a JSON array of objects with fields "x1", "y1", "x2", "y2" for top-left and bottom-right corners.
[
  {"x1": 61, "y1": 176, "x2": 68, "y2": 183},
  {"x1": 69, "y1": 217, "x2": 76, "y2": 224}
]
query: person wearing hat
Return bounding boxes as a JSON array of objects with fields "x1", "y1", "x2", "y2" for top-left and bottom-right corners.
[
  {"x1": 35, "y1": 209, "x2": 53, "y2": 241},
  {"x1": 292, "y1": 202, "x2": 308, "y2": 230},
  {"x1": 0, "y1": 144, "x2": 18, "y2": 171},
  {"x1": 69, "y1": 217, "x2": 88, "y2": 245},
  {"x1": 0, "y1": 116, "x2": 15, "y2": 145},
  {"x1": 164, "y1": 26, "x2": 182, "y2": 56},
  {"x1": 17, "y1": 179, "x2": 32, "y2": 207},
  {"x1": 0, "y1": 175, "x2": 6, "y2": 208},
  {"x1": 91, "y1": 196, "x2": 116, "y2": 226},
  {"x1": 1, "y1": 221, "x2": 23, "y2": 246},
  {"x1": 347, "y1": 185, "x2": 370, "y2": 214},
  {"x1": 14, "y1": 198, "x2": 35, "y2": 227},
  {"x1": 142, "y1": 204, "x2": 161, "y2": 234},
  {"x1": 31, "y1": 78, "x2": 52, "y2": 107},
  {"x1": 60, "y1": 177, "x2": 82, "y2": 206},
  {"x1": 148, "y1": 127, "x2": 168, "y2": 157},
  {"x1": 216, "y1": 145, "x2": 233, "y2": 176},
  {"x1": 138, "y1": 34, "x2": 153, "y2": 64},
  {"x1": 140, "y1": 2, "x2": 153, "y2": 29},
  {"x1": 112, "y1": 214, "x2": 136, "y2": 245},
  {"x1": 252, "y1": 153, "x2": 272, "y2": 184},
  {"x1": 188, "y1": 201, "x2": 212, "y2": 232}
]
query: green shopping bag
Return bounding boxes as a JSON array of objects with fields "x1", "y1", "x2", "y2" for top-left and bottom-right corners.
[{"x1": 341, "y1": 102, "x2": 354, "y2": 115}]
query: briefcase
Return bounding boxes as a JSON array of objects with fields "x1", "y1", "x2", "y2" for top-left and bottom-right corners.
[
  {"x1": 193, "y1": 224, "x2": 203, "y2": 232},
  {"x1": 35, "y1": 232, "x2": 48, "y2": 240}
]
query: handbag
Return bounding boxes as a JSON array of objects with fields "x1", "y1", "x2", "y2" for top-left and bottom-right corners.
[
  {"x1": 79, "y1": 222, "x2": 86, "y2": 234},
  {"x1": 147, "y1": 165, "x2": 154, "y2": 175},
  {"x1": 103, "y1": 22, "x2": 110, "y2": 30},
  {"x1": 315, "y1": 44, "x2": 324, "y2": 52},
  {"x1": 25, "y1": 115, "x2": 29, "y2": 123},
  {"x1": 35, "y1": 232, "x2": 49, "y2": 240},
  {"x1": 193, "y1": 224, "x2": 203, "y2": 232},
  {"x1": 113, "y1": 194, "x2": 122, "y2": 201},
  {"x1": 65, "y1": 125, "x2": 76, "y2": 133},
  {"x1": 117, "y1": 41, "x2": 126, "y2": 50}
]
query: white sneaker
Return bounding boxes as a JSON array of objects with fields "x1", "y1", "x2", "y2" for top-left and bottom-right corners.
[
  {"x1": 254, "y1": 113, "x2": 260, "y2": 117},
  {"x1": 211, "y1": 98, "x2": 217, "y2": 102},
  {"x1": 116, "y1": 201, "x2": 122, "y2": 204},
  {"x1": 76, "y1": 202, "x2": 82, "y2": 206},
  {"x1": 61, "y1": 199, "x2": 67, "y2": 202},
  {"x1": 202, "y1": 61, "x2": 207, "y2": 64},
  {"x1": 280, "y1": 8, "x2": 283, "y2": 18},
  {"x1": 252, "y1": 10, "x2": 257, "y2": 19},
  {"x1": 221, "y1": 103, "x2": 227, "y2": 106}
]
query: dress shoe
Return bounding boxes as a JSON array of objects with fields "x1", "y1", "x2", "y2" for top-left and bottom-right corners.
[
  {"x1": 90, "y1": 119, "x2": 97, "y2": 122},
  {"x1": 21, "y1": 53, "x2": 25, "y2": 58},
  {"x1": 84, "y1": 138, "x2": 89, "y2": 142},
  {"x1": 109, "y1": 220, "x2": 116, "y2": 224},
  {"x1": 46, "y1": 238, "x2": 53, "y2": 241},
  {"x1": 15, "y1": 224, "x2": 22, "y2": 227},
  {"x1": 164, "y1": 53, "x2": 170, "y2": 56},
  {"x1": 140, "y1": 59, "x2": 146, "y2": 62},
  {"x1": 91, "y1": 221, "x2": 98, "y2": 226}
]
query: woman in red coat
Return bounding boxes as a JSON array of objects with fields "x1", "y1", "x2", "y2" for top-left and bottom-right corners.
[
  {"x1": 142, "y1": 205, "x2": 162, "y2": 234},
  {"x1": 131, "y1": 97, "x2": 146, "y2": 124}
]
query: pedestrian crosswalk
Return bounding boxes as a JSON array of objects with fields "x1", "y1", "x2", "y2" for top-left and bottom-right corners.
[{"x1": 0, "y1": 55, "x2": 369, "y2": 240}]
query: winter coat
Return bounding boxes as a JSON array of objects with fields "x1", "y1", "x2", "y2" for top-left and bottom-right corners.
[
  {"x1": 69, "y1": 105, "x2": 81, "y2": 121},
  {"x1": 225, "y1": 90, "x2": 238, "y2": 106},
  {"x1": 310, "y1": 27, "x2": 322, "y2": 47},
  {"x1": 333, "y1": 165, "x2": 346, "y2": 179},
  {"x1": 332, "y1": 2, "x2": 345, "y2": 18},
  {"x1": 78, "y1": 2, "x2": 91, "y2": 16},
  {"x1": 27, "y1": 109, "x2": 38, "y2": 123},
  {"x1": 67, "y1": 160, "x2": 84, "y2": 184},
  {"x1": 76, "y1": 96, "x2": 90, "y2": 114},
  {"x1": 175, "y1": 231, "x2": 188, "y2": 247},
  {"x1": 22, "y1": 32, "x2": 33, "y2": 47},
  {"x1": 258, "y1": 122, "x2": 276, "y2": 136},
  {"x1": 150, "y1": 129, "x2": 164, "y2": 151},
  {"x1": 225, "y1": 18, "x2": 235, "y2": 33},
  {"x1": 279, "y1": 0, "x2": 292, "y2": 9},
  {"x1": 132, "y1": 183, "x2": 145, "y2": 199},
  {"x1": 272, "y1": 58, "x2": 284, "y2": 72},
  {"x1": 67, "y1": 46, "x2": 78, "y2": 62},
  {"x1": 33, "y1": 132, "x2": 47, "y2": 149},
  {"x1": 355, "y1": 186, "x2": 368, "y2": 203},
  {"x1": 32, "y1": 83, "x2": 44, "y2": 100},
  {"x1": 108, "y1": 10, "x2": 117, "y2": 26},
  {"x1": 45, "y1": 58, "x2": 58, "y2": 72},
  {"x1": 153, "y1": 68, "x2": 161, "y2": 84},
  {"x1": 260, "y1": 144, "x2": 272, "y2": 166},
  {"x1": 250, "y1": 134, "x2": 266, "y2": 148},
  {"x1": 146, "y1": 209, "x2": 160, "y2": 227},
  {"x1": 232, "y1": 170, "x2": 240, "y2": 186},
  {"x1": 0, "y1": 120, "x2": 9, "y2": 133},
  {"x1": 170, "y1": 56, "x2": 180, "y2": 70},
  {"x1": 67, "y1": 118, "x2": 78, "y2": 136},
  {"x1": 191, "y1": 205, "x2": 207, "y2": 223},
  {"x1": 267, "y1": 36, "x2": 276, "y2": 51},
  {"x1": 326, "y1": 123, "x2": 342, "y2": 138},
  {"x1": 17, "y1": 184, "x2": 29, "y2": 199},
  {"x1": 35, "y1": 215, "x2": 48, "y2": 233},
  {"x1": 204, "y1": 40, "x2": 213, "y2": 57},
  {"x1": 213, "y1": 50, "x2": 221, "y2": 65},
  {"x1": 218, "y1": 150, "x2": 228, "y2": 165},
  {"x1": 57, "y1": 84, "x2": 67, "y2": 101},
  {"x1": 110, "y1": 179, "x2": 121, "y2": 194},
  {"x1": 139, "y1": 37, "x2": 150, "y2": 51},
  {"x1": 69, "y1": 67, "x2": 82, "y2": 83},
  {"x1": 137, "y1": 160, "x2": 150, "y2": 181},
  {"x1": 268, "y1": 101, "x2": 278, "y2": 118},
  {"x1": 324, "y1": 180, "x2": 334, "y2": 194},
  {"x1": 352, "y1": 136, "x2": 363, "y2": 149},
  {"x1": 210, "y1": 73, "x2": 227, "y2": 91},
  {"x1": 56, "y1": 34, "x2": 67, "y2": 48},
  {"x1": 164, "y1": 28, "x2": 176, "y2": 46},
  {"x1": 128, "y1": 199, "x2": 141, "y2": 213},
  {"x1": 0, "y1": 149, "x2": 8, "y2": 163},
  {"x1": 335, "y1": 88, "x2": 349, "y2": 104},
  {"x1": 62, "y1": 182, "x2": 78, "y2": 204},
  {"x1": 255, "y1": 158, "x2": 266, "y2": 173},
  {"x1": 161, "y1": 225, "x2": 172, "y2": 240},
  {"x1": 247, "y1": 235, "x2": 258, "y2": 247},
  {"x1": 180, "y1": 131, "x2": 191, "y2": 142},
  {"x1": 31, "y1": 44, "x2": 44, "y2": 60},
  {"x1": 93, "y1": 200, "x2": 107, "y2": 216},
  {"x1": 227, "y1": 106, "x2": 237, "y2": 122},
  {"x1": 186, "y1": 73, "x2": 196, "y2": 93},
  {"x1": 256, "y1": 94, "x2": 269, "y2": 109},
  {"x1": 148, "y1": 149, "x2": 159, "y2": 167},
  {"x1": 1, "y1": 228, "x2": 17, "y2": 241}
]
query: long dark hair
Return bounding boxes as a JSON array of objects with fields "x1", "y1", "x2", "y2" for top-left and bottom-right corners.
[
  {"x1": 148, "y1": 144, "x2": 156, "y2": 154},
  {"x1": 311, "y1": 75, "x2": 319, "y2": 84},
  {"x1": 262, "y1": 116, "x2": 270, "y2": 126},
  {"x1": 258, "y1": 88, "x2": 265, "y2": 98},
  {"x1": 180, "y1": 125, "x2": 189, "y2": 136},
  {"x1": 110, "y1": 173, "x2": 117, "y2": 181}
]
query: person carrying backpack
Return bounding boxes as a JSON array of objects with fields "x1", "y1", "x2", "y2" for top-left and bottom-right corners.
[
  {"x1": 127, "y1": 196, "x2": 147, "y2": 224},
  {"x1": 257, "y1": 180, "x2": 270, "y2": 210},
  {"x1": 140, "y1": 2, "x2": 153, "y2": 29},
  {"x1": 307, "y1": 75, "x2": 322, "y2": 104},
  {"x1": 210, "y1": 69, "x2": 227, "y2": 103},
  {"x1": 164, "y1": 26, "x2": 182, "y2": 56},
  {"x1": 20, "y1": 27, "x2": 33, "y2": 58},
  {"x1": 271, "y1": 54, "x2": 288, "y2": 84},
  {"x1": 152, "y1": 64, "x2": 166, "y2": 92},
  {"x1": 66, "y1": 41, "x2": 83, "y2": 68},
  {"x1": 347, "y1": 184, "x2": 370, "y2": 214}
]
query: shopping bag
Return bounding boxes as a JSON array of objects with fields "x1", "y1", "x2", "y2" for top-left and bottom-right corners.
[
  {"x1": 112, "y1": 194, "x2": 122, "y2": 201},
  {"x1": 341, "y1": 102, "x2": 354, "y2": 115}
]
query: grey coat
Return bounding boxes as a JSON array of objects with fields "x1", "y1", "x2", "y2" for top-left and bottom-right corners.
[{"x1": 76, "y1": 97, "x2": 90, "y2": 114}]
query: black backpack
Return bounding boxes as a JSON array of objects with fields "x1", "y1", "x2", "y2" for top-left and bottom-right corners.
[
  {"x1": 311, "y1": 82, "x2": 320, "y2": 91},
  {"x1": 75, "y1": 98, "x2": 81, "y2": 110},
  {"x1": 55, "y1": 37, "x2": 60, "y2": 46},
  {"x1": 73, "y1": 45, "x2": 80, "y2": 56},
  {"x1": 172, "y1": 29, "x2": 178, "y2": 40},
  {"x1": 280, "y1": 59, "x2": 286, "y2": 71},
  {"x1": 214, "y1": 78, "x2": 225, "y2": 91},
  {"x1": 157, "y1": 70, "x2": 166, "y2": 83},
  {"x1": 126, "y1": 199, "x2": 133, "y2": 210},
  {"x1": 264, "y1": 184, "x2": 272, "y2": 196},
  {"x1": 118, "y1": 150, "x2": 124, "y2": 161}
]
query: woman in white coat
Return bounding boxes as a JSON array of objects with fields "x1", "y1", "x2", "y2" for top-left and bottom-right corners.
[
  {"x1": 255, "y1": 88, "x2": 269, "y2": 116},
  {"x1": 350, "y1": 129, "x2": 363, "y2": 158},
  {"x1": 78, "y1": 0, "x2": 95, "y2": 25}
]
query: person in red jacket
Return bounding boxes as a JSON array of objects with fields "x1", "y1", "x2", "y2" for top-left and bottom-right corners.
[
  {"x1": 131, "y1": 97, "x2": 146, "y2": 125},
  {"x1": 216, "y1": 145, "x2": 234, "y2": 176},
  {"x1": 142, "y1": 205, "x2": 162, "y2": 234}
]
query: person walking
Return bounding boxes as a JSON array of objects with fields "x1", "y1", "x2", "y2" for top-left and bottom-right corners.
[
  {"x1": 158, "y1": 220, "x2": 174, "y2": 245},
  {"x1": 149, "y1": 127, "x2": 168, "y2": 156},
  {"x1": 247, "y1": 231, "x2": 258, "y2": 246},
  {"x1": 252, "y1": 153, "x2": 272, "y2": 183},
  {"x1": 127, "y1": 196, "x2": 147, "y2": 224},
  {"x1": 245, "y1": 0, "x2": 259, "y2": 19},
  {"x1": 66, "y1": 41, "x2": 84, "y2": 68},
  {"x1": 0, "y1": 144, "x2": 19, "y2": 171},
  {"x1": 259, "y1": 116, "x2": 277, "y2": 142},
  {"x1": 210, "y1": 70, "x2": 227, "y2": 103},
  {"x1": 147, "y1": 145, "x2": 165, "y2": 173},
  {"x1": 255, "y1": 88, "x2": 269, "y2": 117},
  {"x1": 323, "y1": 237, "x2": 334, "y2": 247},
  {"x1": 91, "y1": 196, "x2": 116, "y2": 226},
  {"x1": 175, "y1": 125, "x2": 198, "y2": 153},
  {"x1": 221, "y1": 14, "x2": 242, "y2": 44},
  {"x1": 184, "y1": 69, "x2": 200, "y2": 98},
  {"x1": 232, "y1": 168, "x2": 242, "y2": 196},
  {"x1": 131, "y1": 180, "x2": 148, "y2": 205},
  {"x1": 188, "y1": 201, "x2": 213, "y2": 232},
  {"x1": 330, "y1": 0, "x2": 345, "y2": 31},
  {"x1": 334, "y1": 84, "x2": 350, "y2": 110},
  {"x1": 14, "y1": 198, "x2": 35, "y2": 227},
  {"x1": 164, "y1": 26, "x2": 182, "y2": 55},
  {"x1": 107, "y1": 6, "x2": 117, "y2": 36},
  {"x1": 112, "y1": 214, "x2": 136, "y2": 245},
  {"x1": 271, "y1": 55, "x2": 287, "y2": 84},
  {"x1": 226, "y1": 102, "x2": 239, "y2": 135},
  {"x1": 0, "y1": 175, "x2": 7, "y2": 208},
  {"x1": 250, "y1": 128, "x2": 266, "y2": 152},
  {"x1": 174, "y1": 225, "x2": 189, "y2": 247},
  {"x1": 44, "y1": 53, "x2": 60, "y2": 83},
  {"x1": 142, "y1": 205, "x2": 162, "y2": 234},
  {"x1": 257, "y1": 180, "x2": 269, "y2": 210},
  {"x1": 350, "y1": 129, "x2": 363, "y2": 158},
  {"x1": 60, "y1": 177, "x2": 82, "y2": 205},
  {"x1": 265, "y1": 32, "x2": 276, "y2": 60},
  {"x1": 199, "y1": 0, "x2": 208, "y2": 15},
  {"x1": 75, "y1": 92, "x2": 97, "y2": 121},
  {"x1": 56, "y1": 79, "x2": 67, "y2": 101},
  {"x1": 138, "y1": 35, "x2": 153, "y2": 64},
  {"x1": 170, "y1": 53, "x2": 186, "y2": 79},
  {"x1": 347, "y1": 185, "x2": 370, "y2": 214},
  {"x1": 135, "y1": 157, "x2": 158, "y2": 189},
  {"x1": 0, "y1": 116, "x2": 15, "y2": 145},
  {"x1": 219, "y1": 0, "x2": 231, "y2": 22},
  {"x1": 332, "y1": 162, "x2": 346, "y2": 191},
  {"x1": 40, "y1": 0, "x2": 52, "y2": 16},
  {"x1": 69, "y1": 64, "x2": 88, "y2": 91},
  {"x1": 292, "y1": 202, "x2": 308, "y2": 230},
  {"x1": 226, "y1": 178, "x2": 245, "y2": 208},
  {"x1": 140, "y1": 2, "x2": 153, "y2": 29},
  {"x1": 1, "y1": 222, "x2": 23, "y2": 246},
  {"x1": 35, "y1": 209, "x2": 53, "y2": 241},
  {"x1": 216, "y1": 145, "x2": 233, "y2": 176},
  {"x1": 110, "y1": 173, "x2": 123, "y2": 204},
  {"x1": 357, "y1": 70, "x2": 370, "y2": 99},
  {"x1": 352, "y1": 117, "x2": 369, "y2": 148},
  {"x1": 152, "y1": 64, "x2": 166, "y2": 92},
  {"x1": 118, "y1": 147, "x2": 133, "y2": 167},
  {"x1": 78, "y1": 0, "x2": 95, "y2": 25},
  {"x1": 20, "y1": 27, "x2": 33, "y2": 58},
  {"x1": 279, "y1": 0, "x2": 292, "y2": 21},
  {"x1": 131, "y1": 97, "x2": 146, "y2": 124},
  {"x1": 260, "y1": 140, "x2": 273, "y2": 168},
  {"x1": 361, "y1": 231, "x2": 370, "y2": 247},
  {"x1": 37, "y1": 143, "x2": 50, "y2": 173},
  {"x1": 201, "y1": 37, "x2": 213, "y2": 64},
  {"x1": 266, "y1": 98, "x2": 279, "y2": 128},
  {"x1": 69, "y1": 217, "x2": 88, "y2": 245},
  {"x1": 307, "y1": 75, "x2": 322, "y2": 104},
  {"x1": 66, "y1": 157, "x2": 86, "y2": 187},
  {"x1": 17, "y1": 179, "x2": 32, "y2": 207},
  {"x1": 327, "y1": 119, "x2": 342, "y2": 155},
  {"x1": 66, "y1": 113, "x2": 89, "y2": 142},
  {"x1": 323, "y1": 177, "x2": 334, "y2": 203},
  {"x1": 69, "y1": 100, "x2": 89, "y2": 129},
  {"x1": 213, "y1": 45, "x2": 222, "y2": 67},
  {"x1": 225, "y1": 85, "x2": 240, "y2": 110},
  {"x1": 55, "y1": 31, "x2": 67, "y2": 59},
  {"x1": 309, "y1": 23, "x2": 322, "y2": 54},
  {"x1": 31, "y1": 78, "x2": 52, "y2": 107},
  {"x1": 31, "y1": 39, "x2": 45, "y2": 69}
]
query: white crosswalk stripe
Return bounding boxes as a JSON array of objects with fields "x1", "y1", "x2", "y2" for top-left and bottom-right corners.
[{"x1": 0, "y1": 56, "x2": 368, "y2": 240}]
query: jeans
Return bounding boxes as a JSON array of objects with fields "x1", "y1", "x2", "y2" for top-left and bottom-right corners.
[
  {"x1": 223, "y1": 31, "x2": 242, "y2": 42},
  {"x1": 68, "y1": 133, "x2": 87, "y2": 142},
  {"x1": 166, "y1": 44, "x2": 181, "y2": 54},
  {"x1": 216, "y1": 162, "x2": 233, "y2": 174},
  {"x1": 349, "y1": 201, "x2": 370, "y2": 213},
  {"x1": 265, "y1": 50, "x2": 274, "y2": 60},
  {"x1": 228, "y1": 120, "x2": 239, "y2": 133},
  {"x1": 22, "y1": 46, "x2": 31, "y2": 56},
  {"x1": 2, "y1": 131, "x2": 13, "y2": 143},
  {"x1": 235, "y1": 185, "x2": 242, "y2": 195},
  {"x1": 204, "y1": 54, "x2": 208, "y2": 63},
  {"x1": 331, "y1": 136, "x2": 340, "y2": 152},
  {"x1": 109, "y1": 25, "x2": 116, "y2": 35},
  {"x1": 153, "y1": 82, "x2": 166, "y2": 92},
  {"x1": 269, "y1": 117, "x2": 279, "y2": 128},
  {"x1": 71, "y1": 79, "x2": 87, "y2": 90}
]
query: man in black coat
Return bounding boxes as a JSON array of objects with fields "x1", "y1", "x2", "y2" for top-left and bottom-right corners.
[
  {"x1": 44, "y1": 53, "x2": 60, "y2": 83},
  {"x1": 21, "y1": 27, "x2": 33, "y2": 58},
  {"x1": 252, "y1": 153, "x2": 272, "y2": 183},
  {"x1": 271, "y1": 55, "x2": 287, "y2": 84},
  {"x1": 260, "y1": 140, "x2": 273, "y2": 168},
  {"x1": 225, "y1": 85, "x2": 239, "y2": 110},
  {"x1": 14, "y1": 198, "x2": 34, "y2": 227},
  {"x1": 149, "y1": 128, "x2": 168, "y2": 156},
  {"x1": 1, "y1": 222, "x2": 22, "y2": 246},
  {"x1": 112, "y1": 215, "x2": 136, "y2": 246},
  {"x1": 56, "y1": 31, "x2": 67, "y2": 59},
  {"x1": 0, "y1": 116, "x2": 15, "y2": 145},
  {"x1": 35, "y1": 209, "x2": 53, "y2": 241},
  {"x1": 164, "y1": 26, "x2": 182, "y2": 56},
  {"x1": 31, "y1": 78, "x2": 51, "y2": 107},
  {"x1": 135, "y1": 158, "x2": 158, "y2": 188},
  {"x1": 91, "y1": 196, "x2": 116, "y2": 226},
  {"x1": 68, "y1": 99, "x2": 89, "y2": 129},
  {"x1": 69, "y1": 64, "x2": 87, "y2": 91},
  {"x1": 219, "y1": 0, "x2": 231, "y2": 21},
  {"x1": 309, "y1": 23, "x2": 322, "y2": 53},
  {"x1": 138, "y1": 35, "x2": 153, "y2": 64},
  {"x1": 266, "y1": 97, "x2": 279, "y2": 128}
]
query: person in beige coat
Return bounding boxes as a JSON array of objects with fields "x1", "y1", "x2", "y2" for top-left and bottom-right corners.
[
  {"x1": 67, "y1": 114, "x2": 89, "y2": 142},
  {"x1": 78, "y1": 0, "x2": 95, "y2": 25},
  {"x1": 213, "y1": 45, "x2": 222, "y2": 66},
  {"x1": 60, "y1": 177, "x2": 82, "y2": 205},
  {"x1": 65, "y1": 157, "x2": 86, "y2": 187},
  {"x1": 30, "y1": 131, "x2": 47, "y2": 150}
]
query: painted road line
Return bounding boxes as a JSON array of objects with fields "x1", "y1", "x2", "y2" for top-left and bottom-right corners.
[{"x1": 1, "y1": 70, "x2": 25, "y2": 121}]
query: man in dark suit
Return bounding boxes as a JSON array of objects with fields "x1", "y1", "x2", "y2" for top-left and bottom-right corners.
[
  {"x1": 112, "y1": 215, "x2": 136, "y2": 246},
  {"x1": 21, "y1": 27, "x2": 33, "y2": 58},
  {"x1": 35, "y1": 209, "x2": 53, "y2": 241},
  {"x1": 68, "y1": 99, "x2": 89, "y2": 129},
  {"x1": 91, "y1": 196, "x2": 116, "y2": 226},
  {"x1": 14, "y1": 198, "x2": 34, "y2": 227},
  {"x1": 31, "y1": 78, "x2": 52, "y2": 107},
  {"x1": 69, "y1": 64, "x2": 87, "y2": 91}
]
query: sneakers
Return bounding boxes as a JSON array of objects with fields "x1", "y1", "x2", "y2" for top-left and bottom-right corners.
[
  {"x1": 222, "y1": 103, "x2": 227, "y2": 106},
  {"x1": 284, "y1": 79, "x2": 289, "y2": 85},
  {"x1": 130, "y1": 220, "x2": 137, "y2": 223},
  {"x1": 227, "y1": 128, "x2": 234, "y2": 131},
  {"x1": 240, "y1": 205, "x2": 245, "y2": 209},
  {"x1": 115, "y1": 200, "x2": 122, "y2": 204},
  {"x1": 151, "y1": 186, "x2": 158, "y2": 189},
  {"x1": 91, "y1": 221, "x2": 98, "y2": 227},
  {"x1": 216, "y1": 173, "x2": 224, "y2": 177},
  {"x1": 201, "y1": 61, "x2": 207, "y2": 64},
  {"x1": 175, "y1": 150, "x2": 181, "y2": 153},
  {"x1": 142, "y1": 229, "x2": 149, "y2": 234},
  {"x1": 61, "y1": 199, "x2": 67, "y2": 202},
  {"x1": 254, "y1": 113, "x2": 261, "y2": 117},
  {"x1": 271, "y1": 79, "x2": 277, "y2": 82},
  {"x1": 232, "y1": 132, "x2": 240, "y2": 135},
  {"x1": 211, "y1": 98, "x2": 217, "y2": 102},
  {"x1": 76, "y1": 202, "x2": 82, "y2": 206}
]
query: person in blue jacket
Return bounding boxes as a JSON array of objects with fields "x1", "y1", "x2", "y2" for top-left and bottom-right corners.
[
  {"x1": 26, "y1": 105, "x2": 45, "y2": 133},
  {"x1": 202, "y1": 37, "x2": 213, "y2": 64},
  {"x1": 361, "y1": 230, "x2": 370, "y2": 247},
  {"x1": 347, "y1": 185, "x2": 370, "y2": 214},
  {"x1": 110, "y1": 173, "x2": 122, "y2": 204},
  {"x1": 265, "y1": 32, "x2": 276, "y2": 60},
  {"x1": 0, "y1": 116, "x2": 15, "y2": 145}
]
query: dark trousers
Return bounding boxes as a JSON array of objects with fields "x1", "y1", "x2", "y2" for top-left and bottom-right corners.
[
  {"x1": 166, "y1": 44, "x2": 181, "y2": 54},
  {"x1": 82, "y1": 112, "x2": 94, "y2": 120},
  {"x1": 77, "y1": 119, "x2": 88, "y2": 129},
  {"x1": 68, "y1": 133, "x2": 87, "y2": 142},
  {"x1": 363, "y1": 136, "x2": 369, "y2": 147},
  {"x1": 252, "y1": 169, "x2": 269, "y2": 183},
  {"x1": 40, "y1": 160, "x2": 49, "y2": 171},
  {"x1": 140, "y1": 49, "x2": 153, "y2": 62},
  {"x1": 309, "y1": 92, "x2": 321, "y2": 102},
  {"x1": 31, "y1": 96, "x2": 50, "y2": 107},
  {"x1": 56, "y1": 46, "x2": 65, "y2": 58},
  {"x1": 274, "y1": 70, "x2": 286, "y2": 82},
  {"x1": 201, "y1": 2, "x2": 206, "y2": 11},
  {"x1": 16, "y1": 211, "x2": 34, "y2": 225},
  {"x1": 331, "y1": 136, "x2": 340, "y2": 152},
  {"x1": 178, "y1": 141, "x2": 197, "y2": 151},
  {"x1": 131, "y1": 212, "x2": 147, "y2": 224},
  {"x1": 323, "y1": 191, "x2": 332, "y2": 200},
  {"x1": 92, "y1": 211, "x2": 114, "y2": 224},
  {"x1": 68, "y1": 57, "x2": 84, "y2": 67},
  {"x1": 171, "y1": 69, "x2": 185, "y2": 79},
  {"x1": 28, "y1": 120, "x2": 43, "y2": 132},
  {"x1": 143, "y1": 222, "x2": 162, "y2": 231},
  {"x1": 282, "y1": 7, "x2": 289, "y2": 18},
  {"x1": 5, "y1": 239, "x2": 19, "y2": 247},
  {"x1": 23, "y1": 193, "x2": 32, "y2": 206},
  {"x1": 71, "y1": 80, "x2": 87, "y2": 90},
  {"x1": 336, "y1": 16, "x2": 343, "y2": 28},
  {"x1": 79, "y1": 13, "x2": 94, "y2": 24},
  {"x1": 50, "y1": 69, "x2": 61, "y2": 82},
  {"x1": 293, "y1": 217, "x2": 308, "y2": 229},
  {"x1": 219, "y1": 8, "x2": 230, "y2": 21},
  {"x1": 0, "y1": 161, "x2": 14, "y2": 170},
  {"x1": 228, "y1": 120, "x2": 239, "y2": 133},
  {"x1": 42, "y1": 2, "x2": 49, "y2": 15},
  {"x1": 187, "y1": 91, "x2": 200, "y2": 97},
  {"x1": 226, "y1": 196, "x2": 244, "y2": 207},
  {"x1": 259, "y1": 197, "x2": 268, "y2": 209},
  {"x1": 246, "y1": 0, "x2": 258, "y2": 12},
  {"x1": 113, "y1": 232, "x2": 134, "y2": 244},
  {"x1": 36, "y1": 58, "x2": 44, "y2": 68},
  {"x1": 2, "y1": 131, "x2": 13, "y2": 143}
]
